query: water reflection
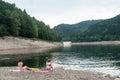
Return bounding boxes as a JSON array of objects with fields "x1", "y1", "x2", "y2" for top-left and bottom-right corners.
[
  {"x1": 52, "y1": 45, "x2": 120, "y2": 76},
  {"x1": 69, "y1": 45, "x2": 120, "y2": 60},
  {"x1": 0, "y1": 48, "x2": 62, "y2": 68}
]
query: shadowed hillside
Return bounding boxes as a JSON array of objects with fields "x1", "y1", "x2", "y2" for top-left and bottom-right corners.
[
  {"x1": 71, "y1": 14, "x2": 120, "y2": 42},
  {"x1": 54, "y1": 20, "x2": 102, "y2": 40}
]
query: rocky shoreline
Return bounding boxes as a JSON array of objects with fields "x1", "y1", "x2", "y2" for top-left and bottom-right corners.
[{"x1": 0, "y1": 67, "x2": 120, "y2": 80}]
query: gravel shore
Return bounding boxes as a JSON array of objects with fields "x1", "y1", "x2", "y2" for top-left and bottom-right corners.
[{"x1": 0, "y1": 67, "x2": 120, "y2": 80}]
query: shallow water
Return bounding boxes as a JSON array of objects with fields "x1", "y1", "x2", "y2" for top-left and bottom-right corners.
[{"x1": 0, "y1": 45, "x2": 120, "y2": 76}]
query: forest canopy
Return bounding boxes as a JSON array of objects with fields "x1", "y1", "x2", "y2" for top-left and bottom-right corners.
[
  {"x1": 54, "y1": 14, "x2": 120, "y2": 42},
  {"x1": 0, "y1": 0, "x2": 61, "y2": 41}
]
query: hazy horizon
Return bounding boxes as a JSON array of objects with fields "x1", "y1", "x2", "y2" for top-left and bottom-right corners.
[{"x1": 4, "y1": 0, "x2": 120, "y2": 28}]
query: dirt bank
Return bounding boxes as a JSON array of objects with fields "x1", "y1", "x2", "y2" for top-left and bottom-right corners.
[
  {"x1": 72, "y1": 41, "x2": 120, "y2": 45},
  {"x1": 0, "y1": 36, "x2": 63, "y2": 54}
]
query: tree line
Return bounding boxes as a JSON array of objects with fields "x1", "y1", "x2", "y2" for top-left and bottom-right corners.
[
  {"x1": 54, "y1": 13, "x2": 120, "y2": 42},
  {"x1": 0, "y1": 0, "x2": 61, "y2": 41},
  {"x1": 54, "y1": 20, "x2": 102, "y2": 41},
  {"x1": 71, "y1": 15, "x2": 120, "y2": 42}
]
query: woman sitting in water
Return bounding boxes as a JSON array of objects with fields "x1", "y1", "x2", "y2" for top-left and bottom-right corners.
[
  {"x1": 45, "y1": 59, "x2": 53, "y2": 71},
  {"x1": 17, "y1": 59, "x2": 31, "y2": 70}
]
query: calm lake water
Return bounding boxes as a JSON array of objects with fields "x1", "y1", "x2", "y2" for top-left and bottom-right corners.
[{"x1": 0, "y1": 45, "x2": 120, "y2": 76}]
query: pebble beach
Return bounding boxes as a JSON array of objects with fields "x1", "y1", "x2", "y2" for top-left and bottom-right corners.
[{"x1": 0, "y1": 67, "x2": 120, "y2": 80}]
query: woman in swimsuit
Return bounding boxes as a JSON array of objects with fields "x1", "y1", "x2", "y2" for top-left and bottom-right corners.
[
  {"x1": 46, "y1": 59, "x2": 53, "y2": 70},
  {"x1": 17, "y1": 59, "x2": 31, "y2": 70}
]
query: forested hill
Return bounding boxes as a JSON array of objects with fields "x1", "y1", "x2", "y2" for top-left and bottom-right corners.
[
  {"x1": 71, "y1": 14, "x2": 120, "y2": 42},
  {"x1": 53, "y1": 20, "x2": 102, "y2": 40},
  {"x1": 0, "y1": 0, "x2": 61, "y2": 41}
]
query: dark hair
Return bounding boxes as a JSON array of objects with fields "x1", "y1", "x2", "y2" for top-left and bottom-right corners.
[
  {"x1": 18, "y1": 59, "x2": 22, "y2": 62},
  {"x1": 47, "y1": 59, "x2": 51, "y2": 62}
]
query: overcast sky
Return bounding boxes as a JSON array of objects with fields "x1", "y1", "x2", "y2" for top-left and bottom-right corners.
[{"x1": 4, "y1": 0, "x2": 120, "y2": 28}]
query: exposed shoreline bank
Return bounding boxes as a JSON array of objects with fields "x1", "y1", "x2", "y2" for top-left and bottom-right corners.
[
  {"x1": 71, "y1": 41, "x2": 120, "y2": 45},
  {"x1": 0, "y1": 36, "x2": 63, "y2": 55}
]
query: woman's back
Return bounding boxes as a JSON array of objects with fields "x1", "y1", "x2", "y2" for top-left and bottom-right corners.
[{"x1": 46, "y1": 62, "x2": 52, "y2": 68}]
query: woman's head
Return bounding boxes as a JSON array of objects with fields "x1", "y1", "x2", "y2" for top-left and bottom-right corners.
[
  {"x1": 18, "y1": 59, "x2": 22, "y2": 62},
  {"x1": 47, "y1": 59, "x2": 51, "y2": 62}
]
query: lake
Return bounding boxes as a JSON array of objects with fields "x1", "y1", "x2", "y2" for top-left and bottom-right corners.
[{"x1": 0, "y1": 45, "x2": 120, "y2": 76}]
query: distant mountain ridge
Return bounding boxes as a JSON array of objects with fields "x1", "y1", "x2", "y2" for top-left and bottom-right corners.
[
  {"x1": 54, "y1": 14, "x2": 120, "y2": 42},
  {"x1": 54, "y1": 20, "x2": 102, "y2": 40},
  {"x1": 71, "y1": 14, "x2": 120, "y2": 42}
]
